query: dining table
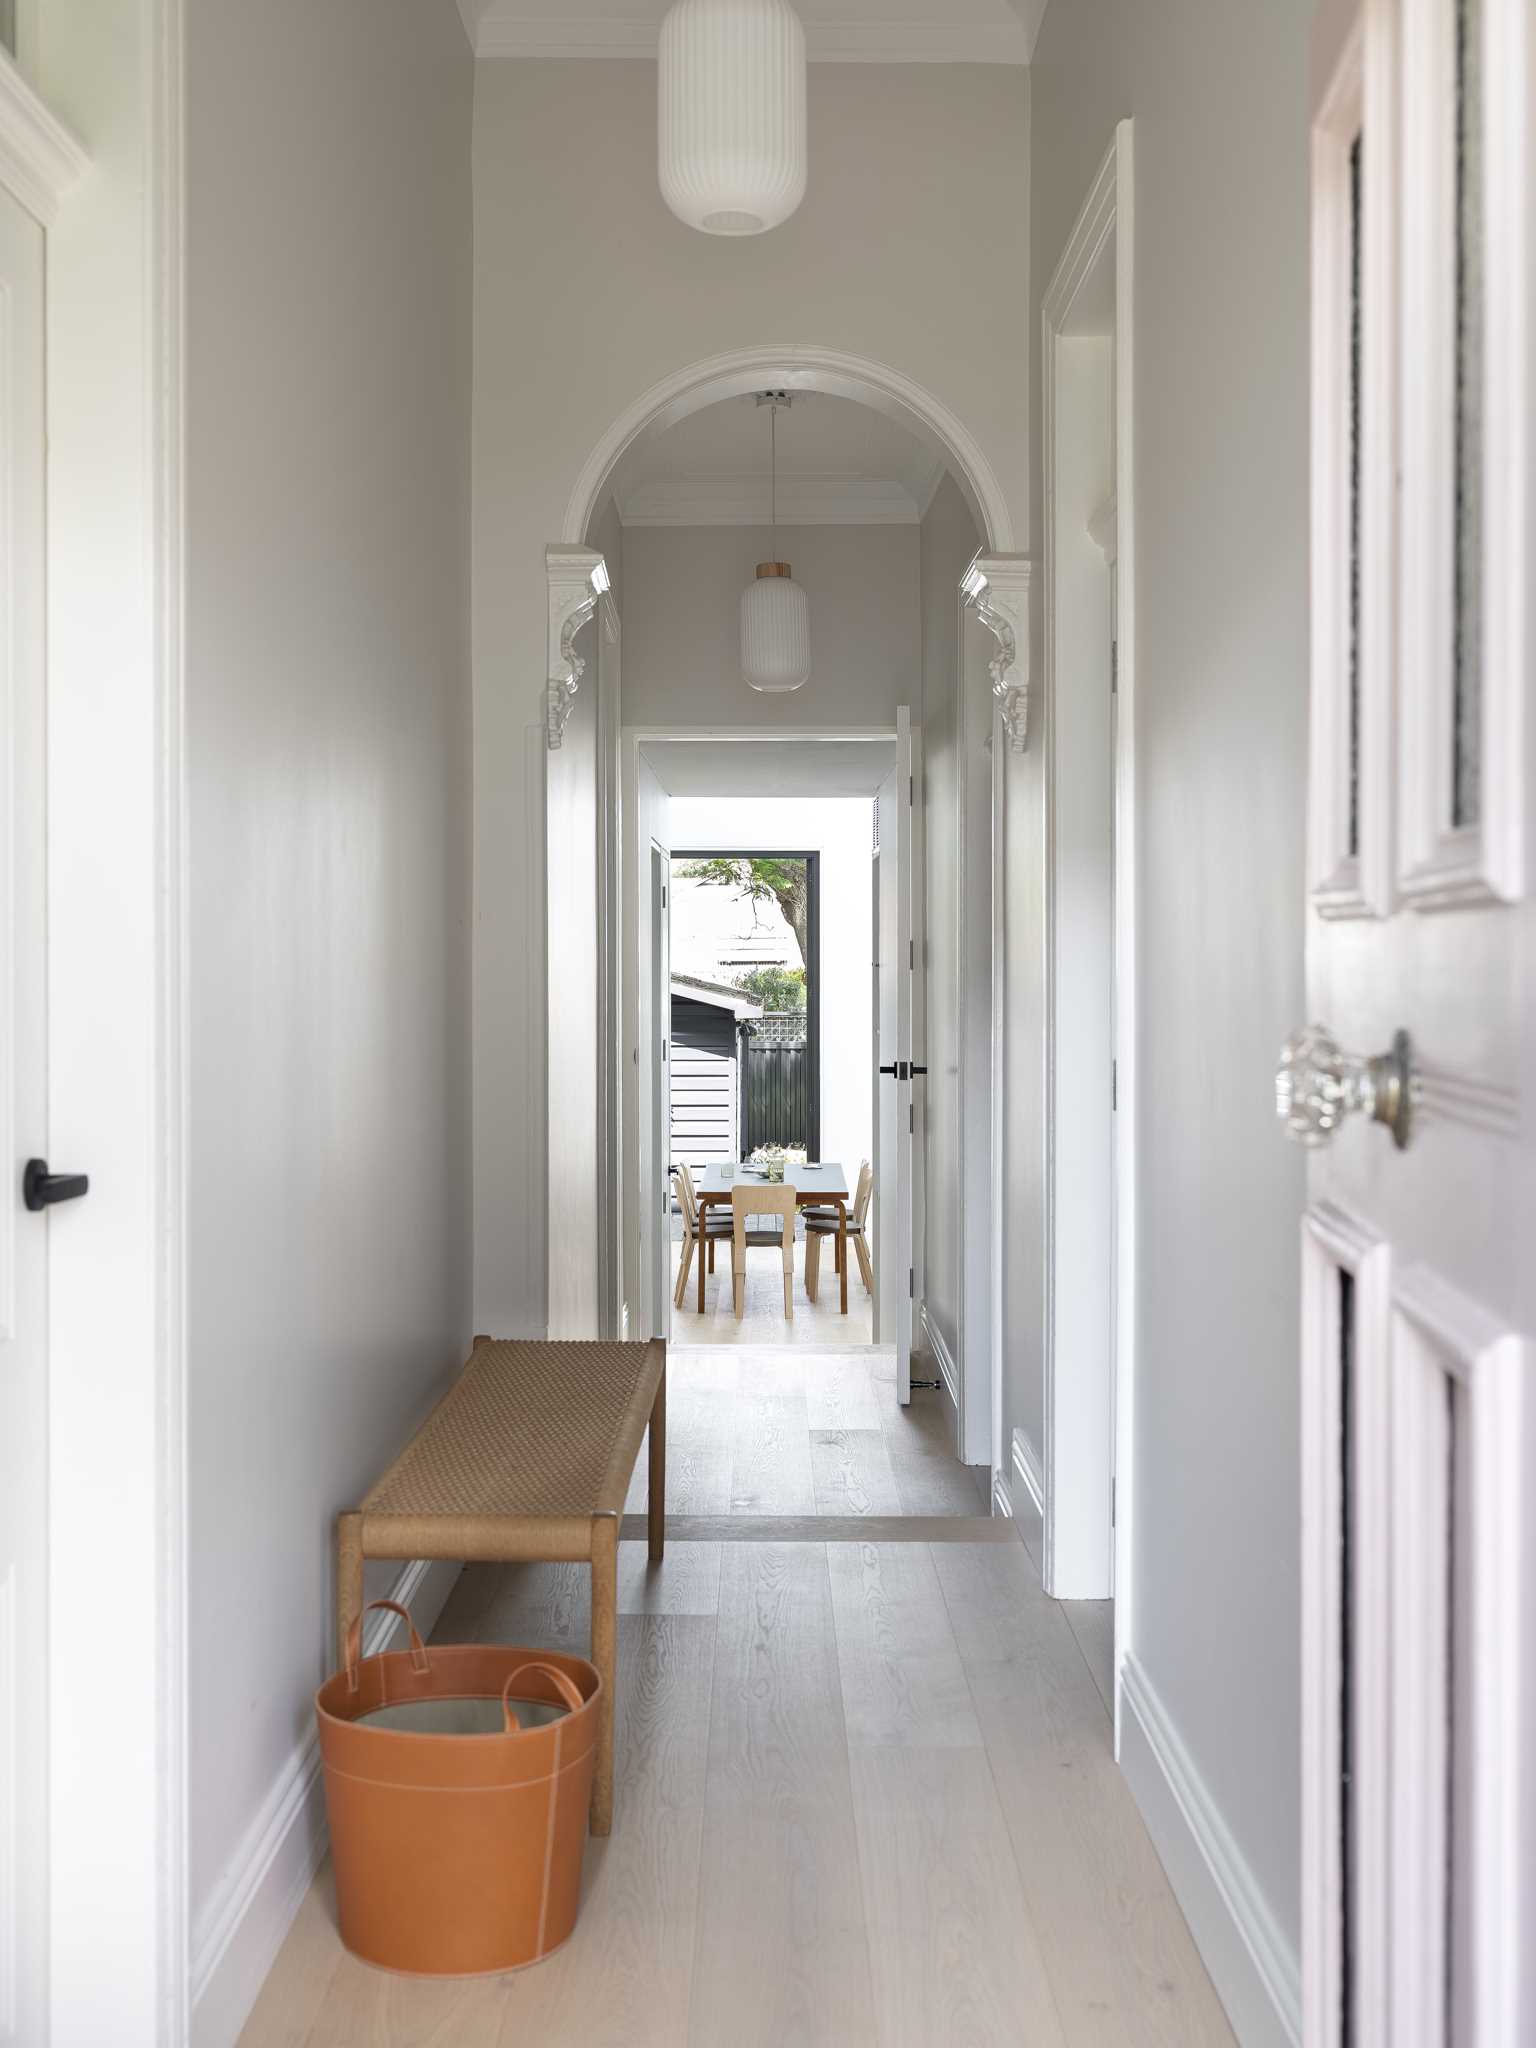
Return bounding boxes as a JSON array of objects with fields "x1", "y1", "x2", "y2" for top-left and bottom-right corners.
[{"x1": 694, "y1": 1160, "x2": 852, "y2": 1314}]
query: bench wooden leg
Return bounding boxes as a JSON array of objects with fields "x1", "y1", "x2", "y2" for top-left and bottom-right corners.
[
  {"x1": 648, "y1": 1364, "x2": 666, "y2": 1562},
  {"x1": 590, "y1": 1513, "x2": 618, "y2": 1836},
  {"x1": 336, "y1": 1511, "x2": 365, "y2": 1670}
]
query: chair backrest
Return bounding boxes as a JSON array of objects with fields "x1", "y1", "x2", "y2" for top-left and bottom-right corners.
[
  {"x1": 731, "y1": 1181, "x2": 797, "y2": 1246},
  {"x1": 675, "y1": 1160, "x2": 699, "y2": 1232},
  {"x1": 852, "y1": 1158, "x2": 873, "y2": 1226}
]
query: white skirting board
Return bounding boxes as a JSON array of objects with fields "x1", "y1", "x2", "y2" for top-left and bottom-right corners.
[
  {"x1": 1010, "y1": 1426, "x2": 1045, "y2": 1518},
  {"x1": 189, "y1": 1557, "x2": 462, "y2": 2048},
  {"x1": 916, "y1": 1300, "x2": 961, "y2": 1419},
  {"x1": 1119, "y1": 1654, "x2": 1301, "y2": 2048}
]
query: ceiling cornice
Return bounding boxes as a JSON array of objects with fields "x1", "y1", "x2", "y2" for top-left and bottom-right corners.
[
  {"x1": 470, "y1": 13, "x2": 1031, "y2": 64},
  {"x1": 618, "y1": 475, "x2": 921, "y2": 527}
]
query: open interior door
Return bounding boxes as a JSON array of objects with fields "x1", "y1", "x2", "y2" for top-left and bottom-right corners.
[
  {"x1": 874, "y1": 707, "x2": 913, "y2": 1402},
  {"x1": 1294, "y1": 3, "x2": 1534, "y2": 2038}
]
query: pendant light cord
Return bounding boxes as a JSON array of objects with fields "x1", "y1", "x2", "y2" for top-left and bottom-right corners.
[{"x1": 770, "y1": 400, "x2": 778, "y2": 545}]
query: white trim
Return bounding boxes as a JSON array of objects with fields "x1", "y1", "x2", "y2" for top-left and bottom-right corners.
[
  {"x1": 1299, "y1": 1201, "x2": 1392, "y2": 2048},
  {"x1": 1120, "y1": 1654, "x2": 1302, "y2": 2048},
  {"x1": 472, "y1": 13, "x2": 1032, "y2": 65},
  {"x1": 617, "y1": 476, "x2": 922, "y2": 527},
  {"x1": 0, "y1": 47, "x2": 87, "y2": 224},
  {"x1": 918, "y1": 1300, "x2": 960, "y2": 1411},
  {"x1": 1039, "y1": 126, "x2": 1133, "y2": 1650},
  {"x1": 561, "y1": 345, "x2": 1015, "y2": 558},
  {"x1": 1308, "y1": 13, "x2": 1396, "y2": 919},
  {"x1": 189, "y1": 1559, "x2": 461, "y2": 2048},
  {"x1": 1396, "y1": 0, "x2": 1527, "y2": 908},
  {"x1": 1384, "y1": 1266, "x2": 1529, "y2": 2046},
  {"x1": 1010, "y1": 1426, "x2": 1044, "y2": 1519},
  {"x1": 990, "y1": 1470, "x2": 1014, "y2": 1520},
  {"x1": 961, "y1": 553, "x2": 1031, "y2": 752}
]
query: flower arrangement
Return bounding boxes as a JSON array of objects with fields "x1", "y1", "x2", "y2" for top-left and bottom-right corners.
[{"x1": 747, "y1": 1142, "x2": 805, "y2": 1185}]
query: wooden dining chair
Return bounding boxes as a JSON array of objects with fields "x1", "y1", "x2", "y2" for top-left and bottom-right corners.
[
  {"x1": 673, "y1": 1161, "x2": 733, "y2": 1310},
  {"x1": 730, "y1": 1182, "x2": 798, "y2": 1319},
  {"x1": 805, "y1": 1158, "x2": 874, "y2": 1303}
]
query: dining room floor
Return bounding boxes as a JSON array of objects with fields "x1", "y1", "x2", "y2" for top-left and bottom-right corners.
[{"x1": 670, "y1": 1224, "x2": 876, "y2": 1345}]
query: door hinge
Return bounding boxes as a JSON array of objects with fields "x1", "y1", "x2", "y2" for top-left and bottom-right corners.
[
  {"x1": 662, "y1": 883, "x2": 667, "y2": 906},
  {"x1": 1110, "y1": 641, "x2": 1118, "y2": 694},
  {"x1": 1111, "y1": 1477, "x2": 1117, "y2": 1528},
  {"x1": 909, "y1": 938, "x2": 914, "y2": 970},
  {"x1": 1111, "y1": 1059, "x2": 1117, "y2": 1110},
  {"x1": 908, "y1": 1266, "x2": 915, "y2": 1299},
  {"x1": 909, "y1": 774, "x2": 914, "y2": 804},
  {"x1": 908, "y1": 1103, "x2": 914, "y2": 1134}
]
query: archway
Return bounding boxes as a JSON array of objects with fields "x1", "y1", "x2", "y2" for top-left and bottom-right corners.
[{"x1": 562, "y1": 343, "x2": 1016, "y2": 555}]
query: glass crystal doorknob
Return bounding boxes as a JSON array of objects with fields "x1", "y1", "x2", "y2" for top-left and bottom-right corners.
[{"x1": 1275, "y1": 1024, "x2": 1414, "y2": 1150}]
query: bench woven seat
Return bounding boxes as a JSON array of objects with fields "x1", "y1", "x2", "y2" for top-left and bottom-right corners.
[{"x1": 337, "y1": 1336, "x2": 666, "y2": 1836}]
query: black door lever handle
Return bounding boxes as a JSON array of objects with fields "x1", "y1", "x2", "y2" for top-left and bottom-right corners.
[
  {"x1": 23, "y1": 1159, "x2": 90, "y2": 1212},
  {"x1": 878, "y1": 1062, "x2": 899, "y2": 1076},
  {"x1": 910, "y1": 1064, "x2": 928, "y2": 1076}
]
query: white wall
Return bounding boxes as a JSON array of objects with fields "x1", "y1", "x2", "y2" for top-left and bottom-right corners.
[
  {"x1": 472, "y1": 57, "x2": 1030, "y2": 1334},
  {"x1": 182, "y1": 1, "x2": 473, "y2": 2034},
  {"x1": 623, "y1": 524, "x2": 919, "y2": 730},
  {"x1": 666, "y1": 798, "x2": 874, "y2": 1186},
  {"x1": 1030, "y1": 0, "x2": 1310, "y2": 2033}
]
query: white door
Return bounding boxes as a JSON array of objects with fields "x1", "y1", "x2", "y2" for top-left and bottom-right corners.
[
  {"x1": 1295, "y1": 3, "x2": 1533, "y2": 2041},
  {"x1": 0, "y1": 179, "x2": 49, "y2": 2047},
  {"x1": 651, "y1": 844, "x2": 671, "y2": 1336},
  {"x1": 873, "y1": 707, "x2": 914, "y2": 1401}
]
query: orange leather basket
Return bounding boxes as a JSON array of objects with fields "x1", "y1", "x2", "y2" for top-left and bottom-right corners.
[{"x1": 315, "y1": 1599, "x2": 601, "y2": 1977}]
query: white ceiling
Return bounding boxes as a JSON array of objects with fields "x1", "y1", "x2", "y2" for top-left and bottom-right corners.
[
  {"x1": 460, "y1": 0, "x2": 1049, "y2": 65},
  {"x1": 610, "y1": 391, "x2": 942, "y2": 527},
  {"x1": 643, "y1": 737, "x2": 897, "y2": 798}
]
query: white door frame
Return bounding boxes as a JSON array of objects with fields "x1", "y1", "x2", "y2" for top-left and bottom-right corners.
[
  {"x1": 1039, "y1": 125, "x2": 1137, "y2": 1689},
  {"x1": 3, "y1": 7, "x2": 189, "y2": 2040},
  {"x1": 619, "y1": 724, "x2": 905, "y2": 1358}
]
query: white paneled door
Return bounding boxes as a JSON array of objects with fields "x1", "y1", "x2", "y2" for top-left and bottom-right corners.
[
  {"x1": 1297, "y1": 2, "x2": 1533, "y2": 2042},
  {"x1": 873, "y1": 706, "x2": 913, "y2": 1401},
  {"x1": 0, "y1": 178, "x2": 48, "y2": 2046}
]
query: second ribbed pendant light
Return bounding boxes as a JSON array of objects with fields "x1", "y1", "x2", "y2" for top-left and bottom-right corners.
[
  {"x1": 658, "y1": 0, "x2": 807, "y2": 236},
  {"x1": 741, "y1": 394, "x2": 810, "y2": 694}
]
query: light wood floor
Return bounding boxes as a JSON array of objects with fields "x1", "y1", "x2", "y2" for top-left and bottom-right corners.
[
  {"x1": 243, "y1": 1535, "x2": 1234, "y2": 2047},
  {"x1": 622, "y1": 1346, "x2": 988, "y2": 1519},
  {"x1": 670, "y1": 1230, "x2": 875, "y2": 1345}
]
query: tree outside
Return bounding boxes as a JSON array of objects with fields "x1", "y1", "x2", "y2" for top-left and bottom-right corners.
[
  {"x1": 730, "y1": 963, "x2": 806, "y2": 1011},
  {"x1": 674, "y1": 856, "x2": 809, "y2": 965}
]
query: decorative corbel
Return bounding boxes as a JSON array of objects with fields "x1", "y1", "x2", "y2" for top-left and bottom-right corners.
[
  {"x1": 545, "y1": 545, "x2": 614, "y2": 749},
  {"x1": 962, "y1": 553, "x2": 1034, "y2": 754}
]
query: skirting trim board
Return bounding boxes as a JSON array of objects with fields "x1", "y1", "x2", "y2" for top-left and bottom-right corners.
[
  {"x1": 1011, "y1": 1427, "x2": 1045, "y2": 1519},
  {"x1": 918, "y1": 1302, "x2": 961, "y2": 1411},
  {"x1": 189, "y1": 1557, "x2": 462, "y2": 2048},
  {"x1": 991, "y1": 1470, "x2": 1014, "y2": 1519},
  {"x1": 1119, "y1": 1656, "x2": 1302, "y2": 2048}
]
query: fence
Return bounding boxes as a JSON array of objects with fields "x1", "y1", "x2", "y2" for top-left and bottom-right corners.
[{"x1": 741, "y1": 1012, "x2": 811, "y2": 1157}]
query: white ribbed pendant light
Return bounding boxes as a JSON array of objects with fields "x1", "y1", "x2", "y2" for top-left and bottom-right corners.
[
  {"x1": 741, "y1": 395, "x2": 811, "y2": 693},
  {"x1": 658, "y1": 0, "x2": 807, "y2": 236}
]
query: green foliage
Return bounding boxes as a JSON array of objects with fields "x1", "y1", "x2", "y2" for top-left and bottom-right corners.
[
  {"x1": 731, "y1": 964, "x2": 807, "y2": 1011},
  {"x1": 675, "y1": 855, "x2": 810, "y2": 961}
]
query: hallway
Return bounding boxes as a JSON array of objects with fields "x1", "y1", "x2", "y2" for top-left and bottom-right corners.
[{"x1": 243, "y1": 1527, "x2": 1232, "y2": 2047}]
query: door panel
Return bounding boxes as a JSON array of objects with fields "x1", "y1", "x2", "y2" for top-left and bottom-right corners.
[
  {"x1": 0, "y1": 181, "x2": 48, "y2": 2047},
  {"x1": 1299, "y1": 2, "x2": 1534, "y2": 2040}
]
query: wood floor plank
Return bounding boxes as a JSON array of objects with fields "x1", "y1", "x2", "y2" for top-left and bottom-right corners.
[
  {"x1": 494, "y1": 1614, "x2": 715, "y2": 2047},
  {"x1": 237, "y1": 1868, "x2": 343, "y2": 2047},
  {"x1": 301, "y1": 1945, "x2": 506, "y2": 2048},
  {"x1": 618, "y1": 1539, "x2": 722, "y2": 1615},
  {"x1": 882, "y1": 1396, "x2": 989, "y2": 1517},
  {"x1": 620, "y1": 1514, "x2": 1015, "y2": 1544},
  {"x1": 850, "y1": 1748, "x2": 1070, "y2": 2048},
  {"x1": 931, "y1": 1546, "x2": 1237, "y2": 2047},
  {"x1": 803, "y1": 1353, "x2": 885, "y2": 1432},
  {"x1": 827, "y1": 1542, "x2": 983, "y2": 1750},
  {"x1": 728, "y1": 1385, "x2": 817, "y2": 1516},
  {"x1": 690, "y1": 1544, "x2": 877, "y2": 2048},
  {"x1": 810, "y1": 1427, "x2": 903, "y2": 1517}
]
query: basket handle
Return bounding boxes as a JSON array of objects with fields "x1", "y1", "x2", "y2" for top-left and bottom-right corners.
[
  {"x1": 344, "y1": 1598, "x2": 430, "y2": 1694},
  {"x1": 501, "y1": 1660, "x2": 584, "y2": 1731}
]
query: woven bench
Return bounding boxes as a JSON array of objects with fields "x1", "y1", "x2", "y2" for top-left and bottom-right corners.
[{"x1": 336, "y1": 1335, "x2": 666, "y2": 1836}]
